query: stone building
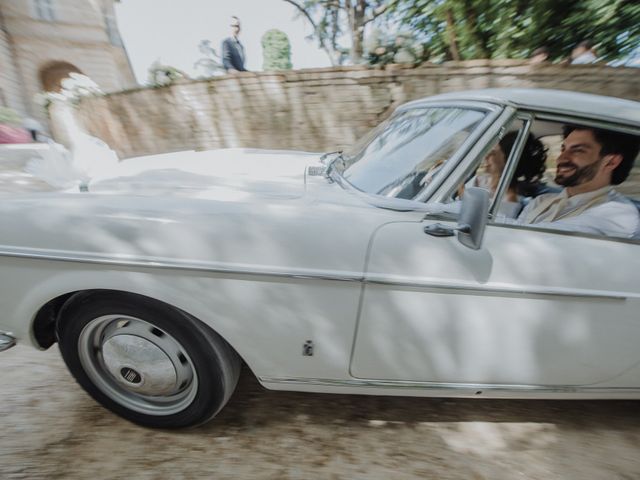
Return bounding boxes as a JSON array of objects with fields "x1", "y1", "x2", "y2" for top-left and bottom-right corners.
[{"x1": 0, "y1": 0, "x2": 136, "y2": 124}]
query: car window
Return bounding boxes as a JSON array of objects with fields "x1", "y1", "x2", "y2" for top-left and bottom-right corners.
[
  {"x1": 490, "y1": 121, "x2": 550, "y2": 219},
  {"x1": 447, "y1": 119, "x2": 531, "y2": 216},
  {"x1": 337, "y1": 107, "x2": 486, "y2": 200},
  {"x1": 492, "y1": 119, "x2": 640, "y2": 240}
]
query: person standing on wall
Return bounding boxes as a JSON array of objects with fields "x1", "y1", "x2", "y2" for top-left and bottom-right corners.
[
  {"x1": 571, "y1": 40, "x2": 597, "y2": 64},
  {"x1": 221, "y1": 16, "x2": 247, "y2": 72}
]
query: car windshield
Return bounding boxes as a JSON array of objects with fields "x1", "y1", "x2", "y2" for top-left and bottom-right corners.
[{"x1": 335, "y1": 107, "x2": 487, "y2": 199}]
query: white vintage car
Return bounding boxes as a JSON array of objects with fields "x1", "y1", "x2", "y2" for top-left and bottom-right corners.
[{"x1": 1, "y1": 88, "x2": 639, "y2": 428}]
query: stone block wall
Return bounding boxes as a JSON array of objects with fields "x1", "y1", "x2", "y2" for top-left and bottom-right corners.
[
  {"x1": 74, "y1": 61, "x2": 640, "y2": 159},
  {"x1": 0, "y1": 0, "x2": 136, "y2": 125},
  {"x1": 0, "y1": 18, "x2": 27, "y2": 115}
]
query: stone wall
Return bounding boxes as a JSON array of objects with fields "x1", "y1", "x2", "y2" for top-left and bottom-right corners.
[
  {"x1": 0, "y1": 0, "x2": 136, "y2": 124},
  {"x1": 74, "y1": 61, "x2": 640, "y2": 159},
  {"x1": 0, "y1": 12, "x2": 27, "y2": 115}
]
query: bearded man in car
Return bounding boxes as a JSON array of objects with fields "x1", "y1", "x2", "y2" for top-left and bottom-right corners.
[{"x1": 518, "y1": 126, "x2": 640, "y2": 238}]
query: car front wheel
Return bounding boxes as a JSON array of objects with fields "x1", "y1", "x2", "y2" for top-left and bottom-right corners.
[{"x1": 56, "y1": 291, "x2": 240, "y2": 428}]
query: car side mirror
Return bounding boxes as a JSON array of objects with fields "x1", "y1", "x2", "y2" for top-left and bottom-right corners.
[
  {"x1": 456, "y1": 187, "x2": 489, "y2": 250},
  {"x1": 423, "y1": 187, "x2": 489, "y2": 250}
]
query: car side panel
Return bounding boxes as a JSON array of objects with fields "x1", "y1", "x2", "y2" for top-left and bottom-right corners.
[
  {"x1": 0, "y1": 257, "x2": 363, "y2": 380},
  {"x1": 0, "y1": 192, "x2": 412, "y2": 380},
  {"x1": 351, "y1": 221, "x2": 640, "y2": 387}
]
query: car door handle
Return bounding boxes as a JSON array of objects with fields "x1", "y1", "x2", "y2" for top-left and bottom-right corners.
[{"x1": 424, "y1": 223, "x2": 470, "y2": 237}]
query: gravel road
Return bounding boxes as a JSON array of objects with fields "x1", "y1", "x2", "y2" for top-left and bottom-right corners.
[{"x1": 2, "y1": 345, "x2": 640, "y2": 480}]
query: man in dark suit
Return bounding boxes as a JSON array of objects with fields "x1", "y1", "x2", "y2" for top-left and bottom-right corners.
[{"x1": 221, "y1": 16, "x2": 247, "y2": 72}]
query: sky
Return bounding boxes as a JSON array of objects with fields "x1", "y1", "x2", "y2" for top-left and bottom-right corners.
[{"x1": 114, "y1": 0, "x2": 334, "y2": 83}]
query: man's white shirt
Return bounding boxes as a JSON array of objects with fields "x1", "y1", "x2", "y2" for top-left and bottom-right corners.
[{"x1": 514, "y1": 186, "x2": 640, "y2": 239}]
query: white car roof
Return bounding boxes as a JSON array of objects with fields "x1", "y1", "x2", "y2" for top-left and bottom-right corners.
[{"x1": 405, "y1": 88, "x2": 640, "y2": 128}]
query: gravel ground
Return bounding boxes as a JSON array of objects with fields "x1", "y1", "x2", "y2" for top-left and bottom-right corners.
[{"x1": 2, "y1": 345, "x2": 640, "y2": 480}]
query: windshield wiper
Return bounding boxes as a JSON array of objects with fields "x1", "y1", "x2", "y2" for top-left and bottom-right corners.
[
  {"x1": 319, "y1": 150, "x2": 343, "y2": 164},
  {"x1": 318, "y1": 151, "x2": 352, "y2": 187}
]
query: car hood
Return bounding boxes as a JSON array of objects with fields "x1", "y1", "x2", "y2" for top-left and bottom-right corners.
[
  {"x1": 0, "y1": 147, "x2": 430, "y2": 273},
  {"x1": 87, "y1": 148, "x2": 321, "y2": 200}
]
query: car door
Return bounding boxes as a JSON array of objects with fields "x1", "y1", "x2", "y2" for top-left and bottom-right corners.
[
  {"x1": 350, "y1": 220, "x2": 640, "y2": 387},
  {"x1": 350, "y1": 112, "x2": 640, "y2": 388}
]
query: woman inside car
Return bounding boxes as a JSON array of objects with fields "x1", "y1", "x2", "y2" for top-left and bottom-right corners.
[{"x1": 467, "y1": 130, "x2": 549, "y2": 218}]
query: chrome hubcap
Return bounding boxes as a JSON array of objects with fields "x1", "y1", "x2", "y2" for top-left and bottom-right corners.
[
  {"x1": 102, "y1": 334, "x2": 178, "y2": 395},
  {"x1": 78, "y1": 315, "x2": 198, "y2": 416}
]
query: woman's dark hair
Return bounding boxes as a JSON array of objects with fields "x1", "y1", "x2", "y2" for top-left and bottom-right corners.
[
  {"x1": 499, "y1": 131, "x2": 548, "y2": 195},
  {"x1": 562, "y1": 125, "x2": 640, "y2": 185}
]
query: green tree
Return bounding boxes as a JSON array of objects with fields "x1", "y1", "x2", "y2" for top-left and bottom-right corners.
[
  {"x1": 262, "y1": 29, "x2": 293, "y2": 70},
  {"x1": 283, "y1": 0, "x2": 397, "y2": 65},
  {"x1": 194, "y1": 40, "x2": 225, "y2": 78},
  {"x1": 365, "y1": 28, "x2": 429, "y2": 65},
  {"x1": 0, "y1": 107, "x2": 22, "y2": 126},
  {"x1": 393, "y1": 0, "x2": 640, "y2": 62}
]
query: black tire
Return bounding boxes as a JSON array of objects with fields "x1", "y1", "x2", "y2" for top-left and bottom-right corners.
[{"x1": 56, "y1": 291, "x2": 240, "y2": 428}]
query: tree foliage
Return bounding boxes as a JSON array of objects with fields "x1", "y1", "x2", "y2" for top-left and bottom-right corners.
[
  {"x1": 262, "y1": 29, "x2": 293, "y2": 70},
  {"x1": 0, "y1": 107, "x2": 23, "y2": 126},
  {"x1": 147, "y1": 60, "x2": 187, "y2": 87},
  {"x1": 194, "y1": 40, "x2": 225, "y2": 78},
  {"x1": 393, "y1": 0, "x2": 640, "y2": 62},
  {"x1": 283, "y1": 0, "x2": 396, "y2": 65},
  {"x1": 365, "y1": 29, "x2": 429, "y2": 65}
]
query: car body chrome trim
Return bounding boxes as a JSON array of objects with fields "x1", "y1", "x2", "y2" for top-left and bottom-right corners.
[
  {"x1": 0, "y1": 245, "x2": 364, "y2": 283},
  {"x1": 489, "y1": 221, "x2": 640, "y2": 246},
  {"x1": 259, "y1": 376, "x2": 640, "y2": 394},
  {"x1": 0, "y1": 332, "x2": 16, "y2": 352},
  {"x1": 0, "y1": 245, "x2": 629, "y2": 300},
  {"x1": 397, "y1": 99, "x2": 502, "y2": 114},
  {"x1": 364, "y1": 274, "x2": 629, "y2": 300}
]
